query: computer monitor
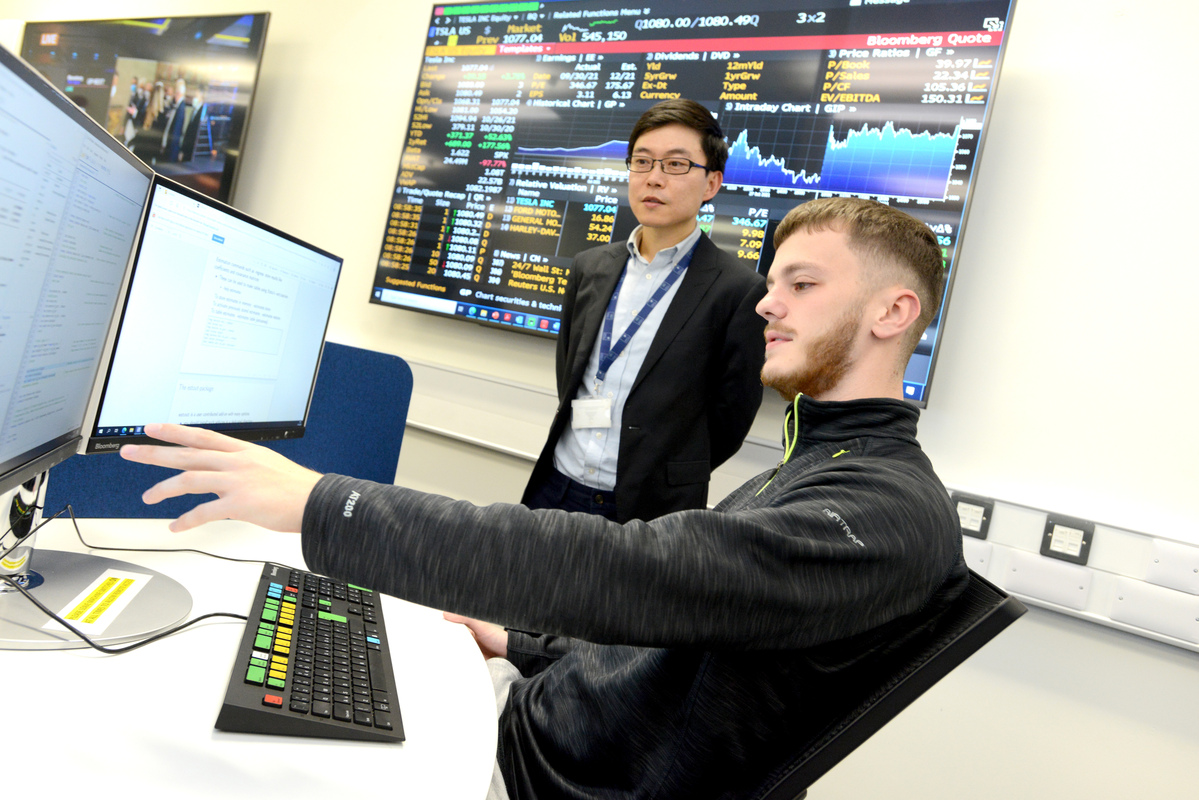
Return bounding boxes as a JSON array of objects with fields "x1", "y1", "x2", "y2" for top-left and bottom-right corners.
[
  {"x1": 0, "y1": 44, "x2": 151, "y2": 498},
  {"x1": 0, "y1": 42, "x2": 340, "y2": 650},
  {"x1": 0, "y1": 42, "x2": 192, "y2": 650},
  {"x1": 19, "y1": 13, "x2": 270, "y2": 204},
  {"x1": 369, "y1": 0, "x2": 1018, "y2": 405},
  {"x1": 84, "y1": 179, "x2": 343, "y2": 453}
]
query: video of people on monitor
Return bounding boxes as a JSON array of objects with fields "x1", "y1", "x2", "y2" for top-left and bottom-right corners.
[{"x1": 20, "y1": 14, "x2": 268, "y2": 203}]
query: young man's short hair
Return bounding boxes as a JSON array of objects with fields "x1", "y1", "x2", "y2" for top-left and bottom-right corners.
[
  {"x1": 627, "y1": 99, "x2": 729, "y2": 173},
  {"x1": 773, "y1": 197, "x2": 946, "y2": 353}
]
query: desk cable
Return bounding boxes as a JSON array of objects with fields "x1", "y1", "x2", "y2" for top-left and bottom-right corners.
[{"x1": 0, "y1": 501, "x2": 302, "y2": 655}]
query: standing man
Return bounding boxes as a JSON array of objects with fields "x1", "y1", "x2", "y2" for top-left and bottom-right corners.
[{"x1": 521, "y1": 99, "x2": 766, "y2": 523}]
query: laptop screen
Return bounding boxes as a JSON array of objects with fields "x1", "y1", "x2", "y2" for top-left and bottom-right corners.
[{"x1": 85, "y1": 178, "x2": 342, "y2": 453}]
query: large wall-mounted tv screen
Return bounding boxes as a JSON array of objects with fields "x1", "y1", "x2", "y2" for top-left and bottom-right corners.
[
  {"x1": 20, "y1": 13, "x2": 269, "y2": 204},
  {"x1": 370, "y1": 0, "x2": 1016, "y2": 404}
]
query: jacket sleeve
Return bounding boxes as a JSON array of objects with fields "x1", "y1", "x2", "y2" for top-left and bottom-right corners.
[
  {"x1": 504, "y1": 630, "x2": 578, "y2": 677},
  {"x1": 301, "y1": 457, "x2": 963, "y2": 652}
]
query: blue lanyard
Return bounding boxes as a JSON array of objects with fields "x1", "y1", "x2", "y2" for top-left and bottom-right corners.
[{"x1": 596, "y1": 239, "x2": 699, "y2": 387}]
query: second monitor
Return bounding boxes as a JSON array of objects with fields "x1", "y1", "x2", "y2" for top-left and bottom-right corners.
[{"x1": 85, "y1": 178, "x2": 343, "y2": 454}]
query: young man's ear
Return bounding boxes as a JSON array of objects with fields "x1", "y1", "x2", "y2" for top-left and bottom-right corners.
[{"x1": 870, "y1": 287, "x2": 922, "y2": 342}]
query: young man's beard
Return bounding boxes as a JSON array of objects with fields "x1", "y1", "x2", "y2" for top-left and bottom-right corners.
[{"x1": 761, "y1": 304, "x2": 862, "y2": 402}]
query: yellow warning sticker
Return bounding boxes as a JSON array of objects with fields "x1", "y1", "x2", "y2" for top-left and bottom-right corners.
[{"x1": 43, "y1": 569, "x2": 151, "y2": 636}]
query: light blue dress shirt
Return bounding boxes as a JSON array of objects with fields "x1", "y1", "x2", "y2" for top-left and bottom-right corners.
[{"x1": 552, "y1": 223, "x2": 702, "y2": 490}]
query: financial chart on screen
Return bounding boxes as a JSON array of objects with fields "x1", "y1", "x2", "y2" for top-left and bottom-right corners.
[{"x1": 371, "y1": 0, "x2": 1016, "y2": 403}]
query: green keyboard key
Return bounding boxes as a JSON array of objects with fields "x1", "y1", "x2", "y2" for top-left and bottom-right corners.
[{"x1": 245, "y1": 664, "x2": 266, "y2": 685}]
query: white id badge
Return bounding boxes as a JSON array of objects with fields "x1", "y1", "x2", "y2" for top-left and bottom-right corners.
[{"x1": 571, "y1": 397, "x2": 612, "y2": 428}]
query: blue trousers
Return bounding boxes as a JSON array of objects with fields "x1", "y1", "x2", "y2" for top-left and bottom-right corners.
[{"x1": 524, "y1": 467, "x2": 618, "y2": 520}]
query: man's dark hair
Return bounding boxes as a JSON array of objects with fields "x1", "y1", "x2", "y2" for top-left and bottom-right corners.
[{"x1": 626, "y1": 99, "x2": 729, "y2": 173}]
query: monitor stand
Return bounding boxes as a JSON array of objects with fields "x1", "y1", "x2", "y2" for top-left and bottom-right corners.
[{"x1": 0, "y1": 549, "x2": 192, "y2": 651}]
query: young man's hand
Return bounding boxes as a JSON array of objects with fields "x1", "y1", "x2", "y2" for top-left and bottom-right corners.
[
  {"x1": 120, "y1": 422, "x2": 322, "y2": 533},
  {"x1": 443, "y1": 613, "x2": 510, "y2": 660}
]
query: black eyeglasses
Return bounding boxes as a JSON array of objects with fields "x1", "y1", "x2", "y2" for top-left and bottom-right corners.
[{"x1": 625, "y1": 156, "x2": 710, "y2": 175}]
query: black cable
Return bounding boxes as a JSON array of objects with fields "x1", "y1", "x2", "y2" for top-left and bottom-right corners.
[
  {"x1": 0, "y1": 572, "x2": 246, "y2": 654},
  {"x1": 5, "y1": 501, "x2": 298, "y2": 572},
  {"x1": 0, "y1": 500, "x2": 316, "y2": 655},
  {"x1": 61, "y1": 503, "x2": 300, "y2": 571},
  {"x1": 5, "y1": 497, "x2": 76, "y2": 544}
]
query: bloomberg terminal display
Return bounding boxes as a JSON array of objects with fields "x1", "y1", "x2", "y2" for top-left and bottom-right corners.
[{"x1": 371, "y1": 0, "x2": 1016, "y2": 404}]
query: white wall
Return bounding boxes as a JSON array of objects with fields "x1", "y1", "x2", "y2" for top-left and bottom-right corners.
[
  {"x1": 3, "y1": 1, "x2": 1197, "y2": 797},
  {"x1": 915, "y1": 1, "x2": 1199, "y2": 546}
]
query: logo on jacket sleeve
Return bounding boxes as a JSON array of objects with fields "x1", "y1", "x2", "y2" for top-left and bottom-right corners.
[
  {"x1": 343, "y1": 490, "x2": 362, "y2": 518},
  {"x1": 823, "y1": 507, "x2": 865, "y2": 548}
]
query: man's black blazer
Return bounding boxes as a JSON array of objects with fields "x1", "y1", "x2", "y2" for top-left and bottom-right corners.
[{"x1": 521, "y1": 234, "x2": 767, "y2": 522}]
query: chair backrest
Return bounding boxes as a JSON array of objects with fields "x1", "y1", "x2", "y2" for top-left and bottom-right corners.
[
  {"x1": 751, "y1": 570, "x2": 1026, "y2": 800},
  {"x1": 43, "y1": 341, "x2": 413, "y2": 519}
]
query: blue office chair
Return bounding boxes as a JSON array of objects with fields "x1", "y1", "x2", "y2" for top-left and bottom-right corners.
[
  {"x1": 43, "y1": 342, "x2": 413, "y2": 519},
  {"x1": 750, "y1": 570, "x2": 1026, "y2": 799}
]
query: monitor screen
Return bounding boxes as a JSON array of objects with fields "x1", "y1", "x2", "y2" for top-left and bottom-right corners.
[
  {"x1": 19, "y1": 13, "x2": 270, "y2": 204},
  {"x1": 369, "y1": 0, "x2": 1017, "y2": 404},
  {"x1": 0, "y1": 43, "x2": 153, "y2": 496},
  {"x1": 85, "y1": 178, "x2": 343, "y2": 453}
]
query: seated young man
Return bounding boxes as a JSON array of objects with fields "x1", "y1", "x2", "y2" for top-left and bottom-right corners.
[{"x1": 122, "y1": 197, "x2": 967, "y2": 800}]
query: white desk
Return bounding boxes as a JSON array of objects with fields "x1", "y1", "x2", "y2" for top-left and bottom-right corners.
[{"x1": 0, "y1": 516, "x2": 497, "y2": 799}]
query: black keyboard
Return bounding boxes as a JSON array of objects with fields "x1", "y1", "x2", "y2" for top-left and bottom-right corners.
[{"x1": 215, "y1": 563, "x2": 405, "y2": 742}]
